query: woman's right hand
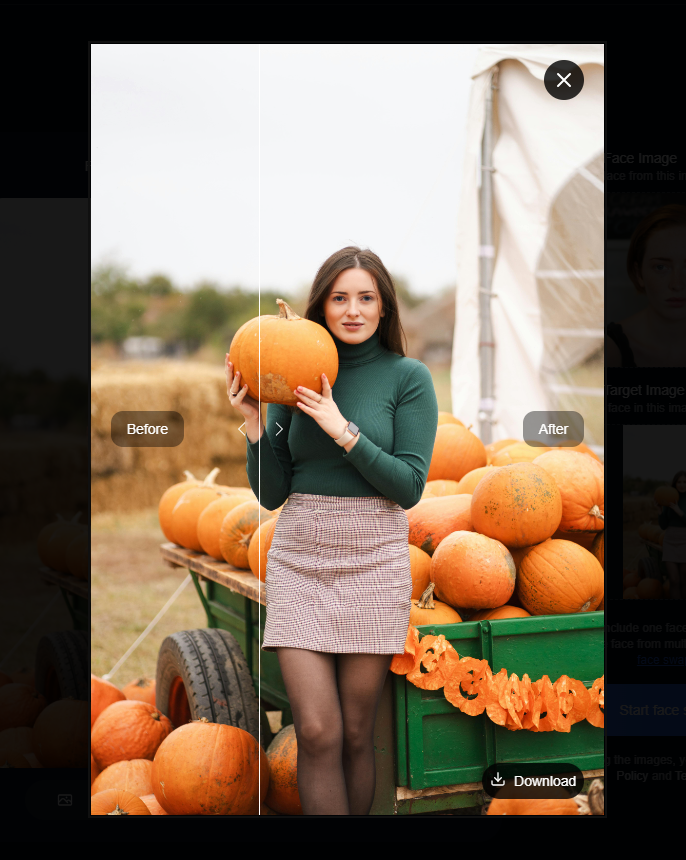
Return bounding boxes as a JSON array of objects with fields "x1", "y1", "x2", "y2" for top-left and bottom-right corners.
[{"x1": 225, "y1": 355, "x2": 261, "y2": 422}]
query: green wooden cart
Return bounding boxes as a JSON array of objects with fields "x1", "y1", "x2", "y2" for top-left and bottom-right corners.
[{"x1": 159, "y1": 542, "x2": 604, "y2": 815}]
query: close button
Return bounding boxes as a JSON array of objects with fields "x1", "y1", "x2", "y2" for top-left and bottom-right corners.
[{"x1": 544, "y1": 60, "x2": 584, "y2": 100}]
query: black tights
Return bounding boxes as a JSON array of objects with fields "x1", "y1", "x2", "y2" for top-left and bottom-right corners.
[
  {"x1": 275, "y1": 648, "x2": 393, "y2": 815},
  {"x1": 664, "y1": 562, "x2": 686, "y2": 599}
]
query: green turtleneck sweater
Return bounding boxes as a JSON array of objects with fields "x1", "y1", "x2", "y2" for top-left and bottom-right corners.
[
  {"x1": 245, "y1": 328, "x2": 438, "y2": 511},
  {"x1": 658, "y1": 493, "x2": 686, "y2": 529}
]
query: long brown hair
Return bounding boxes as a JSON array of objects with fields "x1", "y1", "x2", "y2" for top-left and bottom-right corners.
[
  {"x1": 283, "y1": 246, "x2": 408, "y2": 415},
  {"x1": 671, "y1": 471, "x2": 686, "y2": 497},
  {"x1": 627, "y1": 204, "x2": 686, "y2": 293}
]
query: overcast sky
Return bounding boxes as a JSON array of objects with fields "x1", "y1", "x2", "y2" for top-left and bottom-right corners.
[
  {"x1": 624, "y1": 425, "x2": 686, "y2": 482},
  {"x1": 91, "y1": 44, "x2": 483, "y2": 299}
]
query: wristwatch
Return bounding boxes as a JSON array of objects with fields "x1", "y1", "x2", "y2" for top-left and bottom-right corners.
[{"x1": 334, "y1": 421, "x2": 359, "y2": 447}]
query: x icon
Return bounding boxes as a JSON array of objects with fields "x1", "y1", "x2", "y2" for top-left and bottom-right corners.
[{"x1": 557, "y1": 73, "x2": 572, "y2": 88}]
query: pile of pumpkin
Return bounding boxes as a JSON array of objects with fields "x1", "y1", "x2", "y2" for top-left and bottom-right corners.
[
  {"x1": 90, "y1": 674, "x2": 302, "y2": 815},
  {"x1": 36, "y1": 512, "x2": 88, "y2": 579},
  {"x1": 156, "y1": 415, "x2": 605, "y2": 619},
  {"x1": 404, "y1": 414, "x2": 604, "y2": 623},
  {"x1": 0, "y1": 671, "x2": 89, "y2": 769},
  {"x1": 158, "y1": 467, "x2": 282, "y2": 577}
]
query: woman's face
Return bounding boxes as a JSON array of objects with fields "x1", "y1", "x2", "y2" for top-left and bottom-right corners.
[
  {"x1": 323, "y1": 268, "x2": 384, "y2": 343},
  {"x1": 676, "y1": 476, "x2": 686, "y2": 494},
  {"x1": 635, "y1": 225, "x2": 686, "y2": 319}
]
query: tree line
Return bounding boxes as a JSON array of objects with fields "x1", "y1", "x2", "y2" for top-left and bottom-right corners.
[{"x1": 91, "y1": 263, "x2": 424, "y2": 354}]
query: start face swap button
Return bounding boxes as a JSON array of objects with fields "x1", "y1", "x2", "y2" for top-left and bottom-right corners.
[
  {"x1": 111, "y1": 411, "x2": 184, "y2": 447},
  {"x1": 523, "y1": 411, "x2": 584, "y2": 447}
]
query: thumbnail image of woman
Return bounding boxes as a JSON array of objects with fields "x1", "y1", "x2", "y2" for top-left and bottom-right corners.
[
  {"x1": 658, "y1": 472, "x2": 686, "y2": 599},
  {"x1": 606, "y1": 204, "x2": 686, "y2": 366}
]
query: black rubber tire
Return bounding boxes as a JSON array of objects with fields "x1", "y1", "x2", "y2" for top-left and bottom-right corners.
[
  {"x1": 156, "y1": 629, "x2": 260, "y2": 744},
  {"x1": 34, "y1": 631, "x2": 89, "y2": 703}
]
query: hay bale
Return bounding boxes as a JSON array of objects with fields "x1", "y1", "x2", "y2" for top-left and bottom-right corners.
[{"x1": 91, "y1": 360, "x2": 262, "y2": 514}]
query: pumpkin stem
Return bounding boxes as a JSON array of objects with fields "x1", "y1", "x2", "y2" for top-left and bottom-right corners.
[
  {"x1": 151, "y1": 711, "x2": 160, "y2": 720},
  {"x1": 588, "y1": 505, "x2": 604, "y2": 521},
  {"x1": 276, "y1": 298, "x2": 302, "y2": 321},
  {"x1": 203, "y1": 468, "x2": 221, "y2": 487},
  {"x1": 107, "y1": 804, "x2": 129, "y2": 815},
  {"x1": 417, "y1": 581, "x2": 436, "y2": 609},
  {"x1": 183, "y1": 470, "x2": 198, "y2": 482}
]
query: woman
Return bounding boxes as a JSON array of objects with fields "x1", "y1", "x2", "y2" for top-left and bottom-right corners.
[
  {"x1": 225, "y1": 246, "x2": 438, "y2": 815},
  {"x1": 658, "y1": 471, "x2": 686, "y2": 600},
  {"x1": 606, "y1": 204, "x2": 686, "y2": 367}
]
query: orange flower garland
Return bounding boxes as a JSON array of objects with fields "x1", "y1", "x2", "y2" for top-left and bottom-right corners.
[{"x1": 390, "y1": 628, "x2": 603, "y2": 731}]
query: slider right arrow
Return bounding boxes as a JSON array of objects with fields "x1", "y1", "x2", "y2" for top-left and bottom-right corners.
[{"x1": 275, "y1": 422, "x2": 283, "y2": 436}]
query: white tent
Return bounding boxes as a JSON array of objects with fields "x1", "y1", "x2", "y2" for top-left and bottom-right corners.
[{"x1": 451, "y1": 45, "x2": 604, "y2": 457}]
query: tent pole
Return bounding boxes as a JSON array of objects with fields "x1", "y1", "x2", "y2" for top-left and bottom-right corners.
[{"x1": 478, "y1": 66, "x2": 498, "y2": 445}]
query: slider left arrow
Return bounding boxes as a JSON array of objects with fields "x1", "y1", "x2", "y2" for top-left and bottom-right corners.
[{"x1": 238, "y1": 423, "x2": 246, "y2": 436}]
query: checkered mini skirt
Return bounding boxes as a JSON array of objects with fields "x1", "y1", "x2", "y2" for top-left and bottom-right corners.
[{"x1": 262, "y1": 493, "x2": 412, "y2": 654}]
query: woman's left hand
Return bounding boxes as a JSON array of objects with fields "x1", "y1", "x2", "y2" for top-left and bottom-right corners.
[
  {"x1": 669, "y1": 502, "x2": 684, "y2": 516},
  {"x1": 293, "y1": 374, "x2": 348, "y2": 440}
]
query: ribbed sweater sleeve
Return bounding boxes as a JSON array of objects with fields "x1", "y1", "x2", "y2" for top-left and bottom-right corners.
[
  {"x1": 245, "y1": 404, "x2": 293, "y2": 511},
  {"x1": 342, "y1": 362, "x2": 438, "y2": 510}
]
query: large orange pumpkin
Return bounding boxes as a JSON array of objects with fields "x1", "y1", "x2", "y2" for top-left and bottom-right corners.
[
  {"x1": 637, "y1": 578, "x2": 662, "y2": 600},
  {"x1": 456, "y1": 465, "x2": 495, "y2": 495},
  {"x1": 409, "y1": 544, "x2": 432, "y2": 599},
  {"x1": 430, "y1": 531, "x2": 516, "y2": 610},
  {"x1": 91, "y1": 700, "x2": 174, "y2": 770},
  {"x1": 91, "y1": 789, "x2": 151, "y2": 816},
  {"x1": 471, "y1": 463, "x2": 562, "y2": 548},
  {"x1": 219, "y1": 502, "x2": 274, "y2": 569},
  {"x1": 624, "y1": 586, "x2": 639, "y2": 599},
  {"x1": 248, "y1": 516, "x2": 278, "y2": 581},
  {"x1": 37, "y1": 513, "x2": 82, "y2": 568},
  {"x1": 532, "y1": 450, "x2": 604, "y2": 533},
  {"x1": 122, "y1": 677, "x2": 156, "y2": 706},
  {"x1": 65, "y1": 533, "x2": 89, "y2": 580},
  {"x1": 197, "y1": 493, "x2": 252, "y2": 559},
  {"x1": 91, "y1": 674, "x2": 126, "y2": 727},
  {"x1": 91, "y1": 759, "x2": 153, "y2": 798},
  {"x1": 91, "y1": 754, "x2": 99, "y2": 786},
  {"x1": 548, "y1": 441, "x2": 602, "y2": 462},
  {"x1": 516, "y1": 539, "x2": 604, "y2": 615},
  {"x1": 229, "y1": 298, "x2": 339, "y2": 405},
  {"x1": 41, "y1": 517, "x2": 87, "y2": 574},
  {"x1": 32, "y1": 698, "x2": 89, "y2": 767},
  {"x1": 424, "y1": 479, "x2": 462, "y2": 497},
  {"x1": 407, "y1": 494, "x2": 473, "y2": 557},
  {"x1": 0, "y1": 684, "x2": 46, "y2": 731},
  {"x1": 409, "y1": 582, "x2": 462, "y2": 627},
  {"x1": 484, "y1": 438, "x2": 520, "y2": 463},
  {"x1": 479, "y1": 605, "x2": 531, "y2": 620},
  {"x1": 158, "y1": 470, "x2": 206, "y2": 543},
  {"x1": 265, "y1": 724, "x2": 302, "y2": 815},
  {"x1": 488, "y1": 797, "x2": 578, "y2": 815},
  {"x1": 151, "y1": 719, "x2": 261, "y2": 815},
  {"x1": 170, "y1": 487, "x2": 228, "y2": 551},
  {"x1": 436, "y1": 412, "x2": 465, "y2": 427},
  {"x1": 655, "y1": 485, "x2": 679, "y2": 506},
  {"x1": 490, "y1": 442, "x2": 550, "y2": 466},
  {"x1": 427, "y1": 424, "x2": 487, "y2": 483}
]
